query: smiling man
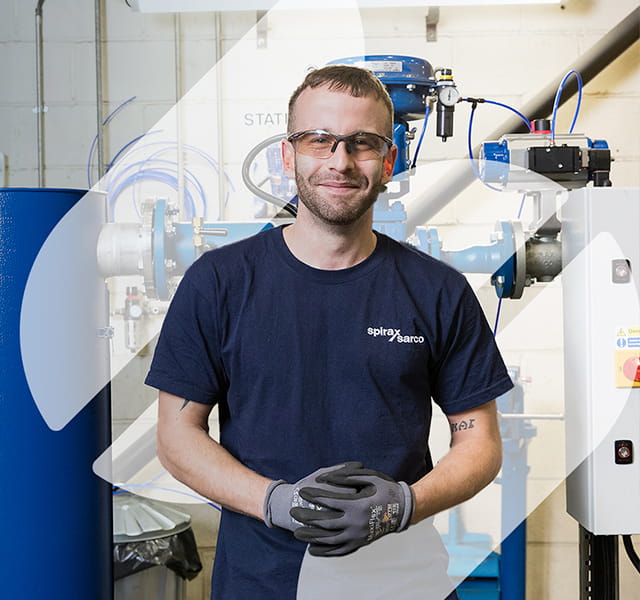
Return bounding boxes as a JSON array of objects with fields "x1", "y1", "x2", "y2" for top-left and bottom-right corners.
[
  {"x1": 146, "y1": 65, "x2": 513, "y2": 600},
  {"x1": 284, "y1": 75, "x2": 395, "y2": 231}
]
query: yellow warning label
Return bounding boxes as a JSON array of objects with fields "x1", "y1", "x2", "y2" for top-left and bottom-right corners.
[{"x1": 615, "y1": 350, "x2": 640, "y2": 388}]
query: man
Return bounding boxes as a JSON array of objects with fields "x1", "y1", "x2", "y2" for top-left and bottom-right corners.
[{"x1": 146, "y1": 65, "x2": 513, "y2": 599}]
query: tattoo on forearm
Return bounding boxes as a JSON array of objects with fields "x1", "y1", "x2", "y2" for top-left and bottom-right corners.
[
  {"x1": 450, "y1": 418, "x2": 475, "y2": 433},
  {"x1": 180, "y1": 399, "x2": 190, "y2": 411}
]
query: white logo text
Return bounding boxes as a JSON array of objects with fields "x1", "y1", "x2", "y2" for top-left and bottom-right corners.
[{"x1": 367, "y1": 327, "x2": 425, "y2": 344}]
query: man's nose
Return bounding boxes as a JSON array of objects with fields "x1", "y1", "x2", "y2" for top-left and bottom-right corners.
[{"x1": 327, "y1": 139, "x2": 355, "y2": 170}]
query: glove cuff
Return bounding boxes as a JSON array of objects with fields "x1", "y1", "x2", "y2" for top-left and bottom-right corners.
[
  {"x1": 398, "y1": 481, "x2": 415, "y2": 532},
  {"x1": 263, "y1": 479, "x2": 287, "y2": 528}
]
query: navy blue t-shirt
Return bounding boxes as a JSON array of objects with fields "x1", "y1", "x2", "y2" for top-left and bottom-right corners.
[{"x1": 145, "y1": 226, "x2": 513, "y2": 599}]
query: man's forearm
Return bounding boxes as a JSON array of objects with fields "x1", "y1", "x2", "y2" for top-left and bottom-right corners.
[
  {"x1": 157, "y1": 392, "x2": 271, "y2": 520},
  {"x1": 410, "y1": 438, "x2": 501, "y2": 523},
  {"x1": 410, "y1": 401, "x2": 502, "y2": 524}
]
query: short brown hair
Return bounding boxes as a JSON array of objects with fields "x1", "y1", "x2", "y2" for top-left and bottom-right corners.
[{"x1": 287, "y1": 64, "x2": 394, "y2": 137}]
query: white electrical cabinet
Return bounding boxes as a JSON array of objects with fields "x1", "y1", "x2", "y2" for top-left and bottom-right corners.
[{"x1": 563, "y1": 187, "x2": 640, "y2": 535}]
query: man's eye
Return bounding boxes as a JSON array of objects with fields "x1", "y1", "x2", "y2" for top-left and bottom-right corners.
[
  {"x1": 352, "y1": 136, "x2": 374, "y2": 149},
  {"x1": 308, "y1": 135, "x2": 332, "y2": 145}
]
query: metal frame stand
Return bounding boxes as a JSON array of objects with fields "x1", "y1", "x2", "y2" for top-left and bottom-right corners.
[{"x1": 579, "y1": 526, "x2": 619, "y2": 600}]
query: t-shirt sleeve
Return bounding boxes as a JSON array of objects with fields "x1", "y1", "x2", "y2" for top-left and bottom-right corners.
[
  {"x1": 145, "y1": 266, "x2": 227, "y2": 405},
  {"x1": 432, "y1": 276, "x2": 514, "y2": 415}
]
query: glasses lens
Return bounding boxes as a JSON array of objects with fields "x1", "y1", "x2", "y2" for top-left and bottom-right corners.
[
  {"x1": 294, "y1": 131, "x2": 337, "y2": 158},
  {"x1": 291, "y1": 131, "x2": 389, "y2": 160},
  {"x1": 347, "y1": 133, "x2": 388, "y2": 159}
]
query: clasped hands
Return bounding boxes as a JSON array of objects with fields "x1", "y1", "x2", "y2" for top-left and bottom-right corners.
[{"x1": 263, "y1": 462, "x2": 414, "y2": 557}]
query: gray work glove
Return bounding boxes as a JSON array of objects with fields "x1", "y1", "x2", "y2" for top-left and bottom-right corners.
[
  {"x1": 290, "y1": 463, "x2": 415, "y2": 556},
  {"x1": 263, "y1": 462, "x2": 363, "y2": 532}
]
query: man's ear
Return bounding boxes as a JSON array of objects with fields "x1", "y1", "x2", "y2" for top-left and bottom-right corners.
[
  {"x1": 381, "y1": 145, "x2": 398, "y2": 184},
  {"x1": 282, "y1": 138, "x2": 296, "y2": 179}
]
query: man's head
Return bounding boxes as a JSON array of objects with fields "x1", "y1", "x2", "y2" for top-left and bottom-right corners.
[
  {"x1": 283, "y1": 65, "x2": 397, "y2": 228},
  {"x1": 287, "y1": 65, "x2": 394, "y2": 138}
]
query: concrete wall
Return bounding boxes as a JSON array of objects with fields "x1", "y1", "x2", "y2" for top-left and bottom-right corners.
[{"x1": 2, "y1": 0, "x2": 639, "y2": 598}]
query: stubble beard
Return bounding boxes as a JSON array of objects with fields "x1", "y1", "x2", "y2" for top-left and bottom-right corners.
[{"x1": 295, "y1": 172, "x2": 382, "y2": 227}]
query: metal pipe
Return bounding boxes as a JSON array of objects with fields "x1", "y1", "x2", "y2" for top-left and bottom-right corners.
[
  {"x1": 174, "y1": 13, "x2": 185, "y2": 213},
  {"x1": 406, "y1": 6, "x2": 640, "y2": 232},
  {"x1": 499, "y1": 413, "x2": 564, "y2": 421},
  {"x1": 35, "y1": 0, "x2": 46, "y2": 187},
  {"x1": 215, "y1": 12, "x2": 226, "y2": 219},
  {"x1": 94, "y1": 0, "x2": 105, "y2": 183}
]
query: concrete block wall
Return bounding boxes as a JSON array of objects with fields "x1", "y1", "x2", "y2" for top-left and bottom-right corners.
[{"x1": 2, "y1": 1, "x2": 639, "y2": 598}]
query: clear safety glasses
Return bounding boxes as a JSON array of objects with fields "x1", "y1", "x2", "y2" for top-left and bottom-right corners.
[{"x1": 287, "y1": 129, "x2": 393, "y2": 161}]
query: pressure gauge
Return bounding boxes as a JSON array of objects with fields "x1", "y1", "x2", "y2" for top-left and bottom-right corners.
[{"x1": 438, "y1": 86, "x2": 460, "y2": 107}]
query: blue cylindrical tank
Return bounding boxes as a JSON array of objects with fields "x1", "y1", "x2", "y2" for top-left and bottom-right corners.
[{"x1": 0, "y1": 188, "x2": 112, "y2": 599}]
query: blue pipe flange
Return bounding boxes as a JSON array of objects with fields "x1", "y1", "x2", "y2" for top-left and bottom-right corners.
[
  {"x1": 414, "y1": 226, "x2": 441, "y2": 260},
  {"x1": 491, "y1": 221, "x2": 526, "y2": 299},
  {"x1": 427, "y1": 227, "x2": 442, "y2": 261},
  {"x1": 141, "y1": 197, "x2": 174, "y2": 301}
]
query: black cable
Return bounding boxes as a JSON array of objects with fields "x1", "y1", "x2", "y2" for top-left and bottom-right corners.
[
  {"x1": 598, "y1": 536, "x2": 619, "y2": 600},
  {"x1": 623, "y1": 535, "x2": 640, "y2": 574},
  {"x1": 241, "y1": 133, "x2": 297, "y2": 217}
]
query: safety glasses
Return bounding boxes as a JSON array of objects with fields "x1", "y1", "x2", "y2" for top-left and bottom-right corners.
[{"x1": 287, "y1": 129, "x2": 393, "y2": 161}]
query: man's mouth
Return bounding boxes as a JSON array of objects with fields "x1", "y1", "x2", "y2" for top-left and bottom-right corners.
[{"x1": 317, "y1": 180, "x2": 361, "y2": 189}]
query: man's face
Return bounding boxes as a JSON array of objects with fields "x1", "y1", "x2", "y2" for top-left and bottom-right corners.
[{"x1": 282, "y1": 85, "x2": 397, "y2": 227}]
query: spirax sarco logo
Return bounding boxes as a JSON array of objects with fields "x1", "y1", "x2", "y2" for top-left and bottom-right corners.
[{"x1": 367, "y1": 327, "x2": 425, "y2": 344}]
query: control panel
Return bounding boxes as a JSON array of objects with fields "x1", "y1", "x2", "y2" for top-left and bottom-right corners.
[{"x1": 563, "y1": 187, "x2": 640, "y2": 535}]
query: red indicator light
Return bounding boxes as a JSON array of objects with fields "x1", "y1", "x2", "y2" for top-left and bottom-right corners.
[
  {"x1": 615, "y1": 264, "x2": 630, "y2": 279},
  {"x1": 618, "y1": 446, "x2": 631, "y2": 460}
]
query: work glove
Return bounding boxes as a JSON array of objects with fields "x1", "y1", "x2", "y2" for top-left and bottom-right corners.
[
  {"x1": 290, "y1": 463, "x2": 415, "y2": 557},
  {"x1": 263, "y1": 462, "x2": 363, "y2": 532}
]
